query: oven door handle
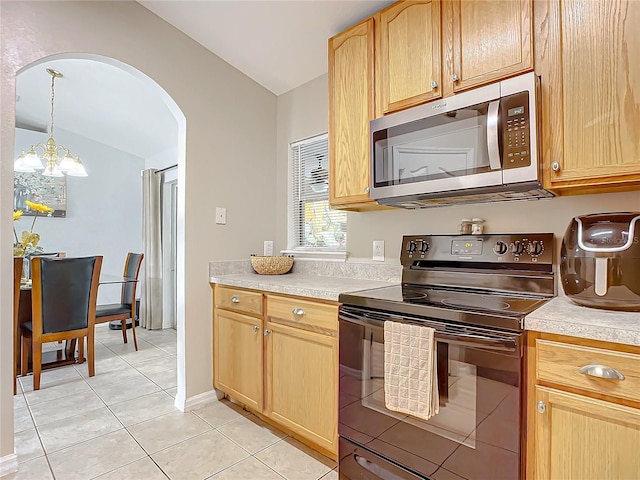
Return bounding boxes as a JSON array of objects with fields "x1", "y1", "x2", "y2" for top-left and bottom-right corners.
[{"x1": 435, "y1": 331, "x2": 517, "y2": 352}]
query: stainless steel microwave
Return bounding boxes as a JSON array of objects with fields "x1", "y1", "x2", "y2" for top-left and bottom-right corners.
[{"x1": 369, "y1": 72, "x2": 554, "y2": 208}]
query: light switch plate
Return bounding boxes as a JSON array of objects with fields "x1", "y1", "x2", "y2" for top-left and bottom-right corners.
[
  {"x1": 215, "y1": 207, "x2": 226, "y2": 225},
  {"x1": 264, "y1": 241, "x2": 274, "y2": 256},
  {"x1": 373, "y1": 240, "x2": 385, "y2": 261}
]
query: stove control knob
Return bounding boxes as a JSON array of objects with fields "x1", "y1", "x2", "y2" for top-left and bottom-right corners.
[
  {"x1": 420, "y1": 242, "x2": 430, "y2": 254},
  {"x1": 407, "y1": 241, "x2": 417, "y2": 253},
  {"x1": 511, "y1": 241, "x2": 526, "y2": 256},
  {"x1": 527, "y1": 240, "x2": 544, "y2": 256},
  {"x1": 493, "y1": 241, "x2": 508, "y2": 255}
]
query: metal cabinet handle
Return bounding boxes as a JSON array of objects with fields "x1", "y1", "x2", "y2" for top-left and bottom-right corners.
[
  {"x1": 264, "y1": 329, "x2": 271, "y2": 336},
  {"x1": 253, "y1": 325, "x2": 259, "y2": 333},
  {"x1": 292, "y1": 308, "x2": 305, "y2": 316},
  {"x1": 551, "y1": 161, "x2": 560, "y2": 172},
  {"x1": 365, "y1": 187, "x2": 370, "y2": 194},
  {"x1": 452, "y1": 74, "x2": 459, "y2": 82},
  {"x1": 579, "y1": 364, "x2": 625, "y2": 380},
  {"x1": 231, "y1": 296, "x2": 240, "y2": 303},
  {"x1": 431, "y1": 80, "x2": 438, "y2": 89},
  {"x1": 537, "y1": 400, "x2": 546, "y2": 414}
]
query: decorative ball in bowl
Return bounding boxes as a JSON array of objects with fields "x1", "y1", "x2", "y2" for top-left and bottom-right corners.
[{"x1": 250, "y1": 255, "x2": 294, "y2": 275}]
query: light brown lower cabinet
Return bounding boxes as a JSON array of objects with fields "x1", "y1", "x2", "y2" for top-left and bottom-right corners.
[
  {"x1": 527, "y1": 332, "x2": 640, "y2": 479},
  {"x1": 265, "y1": 321, "x2": 338, "y2": 456},
  {"x1": 213, "y1": 284, "x2": 338, "y2": 459},
  {"x1": 533, "y1": 386, "x2": 640, "y2": 480},
  {"x1": 213, "y1": 309, "x2": 263, "y2": 412}
]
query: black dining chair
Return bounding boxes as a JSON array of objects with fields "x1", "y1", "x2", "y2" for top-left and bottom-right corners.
[
  {"x1": 95, "y1": 253, "x2": 144, "y2": 351},
  {"x1": 20, "y1": 256, "x2": 102, "y2": 390}
]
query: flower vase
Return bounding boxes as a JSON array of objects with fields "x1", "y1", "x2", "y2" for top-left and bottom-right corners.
[{"x1": 22, "y1": 256, "x2": 30, "y2": 281}]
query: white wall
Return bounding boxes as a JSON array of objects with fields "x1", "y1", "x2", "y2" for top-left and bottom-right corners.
[
  {"x1": 275, "y1": 73, "x2": 640, "y2": 265},
  {"x1": 13, "y1": 128, "x2": 144, "y2": 304},
  {"x1": 1, "y1": 0, "x2": 277, "y2": 459},
  {"x1": 146, "y1": 145, "x2": 179, "y2": 172},
  {"x1": 276, "y1": 75, "x2": 329, "y2": 251}
]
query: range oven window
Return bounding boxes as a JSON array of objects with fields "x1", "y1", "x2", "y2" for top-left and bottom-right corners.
[{"x1": 339, "y1": 312, "x2": 522, "y2": 480}]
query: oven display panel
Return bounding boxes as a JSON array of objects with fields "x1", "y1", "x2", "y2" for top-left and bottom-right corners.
[{"x1": 451, "y1": 239, "x2": 483, "y2": 255}]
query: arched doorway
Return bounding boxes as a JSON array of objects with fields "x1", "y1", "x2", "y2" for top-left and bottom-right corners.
[{"x1": 12, "y1": 53, "x2": 187, "y2": 410}]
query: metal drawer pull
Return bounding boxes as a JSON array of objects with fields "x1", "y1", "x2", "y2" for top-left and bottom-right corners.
[
  {"x1": 253, "y1": 325, "x2": 259, "y2": 333},
  {"x1": 264, "y1": 329, "x2": 271, "y2": 336},
  {"x1": 578, "y1": 364, "x2": 625, "y2": 380},
  {"x1": 537, "y1": 400, "x2": 546, "y2": 414},
  {"x1": 231, "y1": 296, "x2": 240, "y2": 303},
  {"x1": 292, "y1": 308, "x2": 305, "y2": 316}
]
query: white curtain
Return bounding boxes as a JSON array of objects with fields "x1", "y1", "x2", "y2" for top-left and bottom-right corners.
[{"x1": 140, "y1": 169, "x2": 163, "y2": 329}]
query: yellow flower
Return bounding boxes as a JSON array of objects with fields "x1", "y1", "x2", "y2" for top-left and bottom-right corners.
[
  {"x1": 13, "y1": 210, "x2": 23, "y2": 221},
  {"x1": 25, "y1": 200, "x2": 54, "y2": 214}
]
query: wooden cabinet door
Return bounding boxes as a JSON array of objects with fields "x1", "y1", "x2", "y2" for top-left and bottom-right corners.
[
  {"x1": 537, "y1": 0, "x2": 640, "y2": 192},
  {"x1": 377, "y1": 0, "x2": 442, "y2": 114},
  {"x1": 533, "y1": 386, "x2": 640, "y2": 480},
  {"x1": 328, "y1": 18, "x2": 383, "y2": 211},
  {"x1": 264, "y1": 321, "x2": 338, "y2": 456},
  {"x1": 213, "y1": 309, "x2": 263, "y2": 411},
  {"x1": 444, "y1": 0, "x2": 532, "y2": 95}
]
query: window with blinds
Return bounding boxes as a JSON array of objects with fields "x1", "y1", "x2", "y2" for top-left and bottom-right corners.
[{"x1": 290, "y1": 133, "x2": 346, "y2": 250}]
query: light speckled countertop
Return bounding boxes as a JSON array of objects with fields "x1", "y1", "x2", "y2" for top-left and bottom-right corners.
[
  {"x1": 525, "y1": 296, "x2": 640, "y2": 346},
  {"x1": 210, "y1": 273, "x2": 397, "y2": 301},
  {"x1": 209, "y1": 260, "x2": 401, "y2": 302}
]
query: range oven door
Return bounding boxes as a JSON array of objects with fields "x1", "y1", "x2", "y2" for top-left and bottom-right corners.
[{"x1": 338, "y1": 306, "x2": 523, "y2": 480}]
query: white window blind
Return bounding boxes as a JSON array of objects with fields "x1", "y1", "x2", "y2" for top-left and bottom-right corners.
[{"x1": 290, "y1": 133, "x2": 347, "y2": 250}]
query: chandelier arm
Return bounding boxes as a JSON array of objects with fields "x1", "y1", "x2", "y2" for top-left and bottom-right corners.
[{"x1": 31, "y1": 143, "x2": 47, "y2": 152}]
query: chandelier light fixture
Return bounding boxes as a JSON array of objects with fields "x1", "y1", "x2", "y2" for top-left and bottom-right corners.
[{"x1": 14, "y1": 68, "x2": 88, "y2": 177}]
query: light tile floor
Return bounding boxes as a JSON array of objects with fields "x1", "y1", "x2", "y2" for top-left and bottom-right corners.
[{"x1": 10, "y1": 325, "x2": 337, "y2": 480}]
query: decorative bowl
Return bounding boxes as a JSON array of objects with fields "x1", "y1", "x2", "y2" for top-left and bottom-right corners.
[{"x1": 250, "y1": 255, "x2": 294, "y2": 275}]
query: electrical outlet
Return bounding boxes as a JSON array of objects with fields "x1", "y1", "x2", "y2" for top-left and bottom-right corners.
[
  {"x1": 264, "y1": 241, "x2": 274, "y2": 256},
  {"x1": 215, "y1": 207, "x2": 226, "y2": 225},
  {"x1": 373, "y1": 240, "x2": 385, "y2": 261}
]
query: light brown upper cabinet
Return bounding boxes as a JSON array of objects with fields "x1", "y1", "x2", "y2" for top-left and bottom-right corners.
[
  {"x1": 536, "y1": 0, "x2": 640, "y2": 193},
  {"x1": 376, "y1": 0, "x2": 442, "y2": 115},
  {"x1": 442, "y1": 0, "x2": 533, "y2": 97},
  {"x1": 329, "y1": 18, "x2": 385, "y2": 211}
]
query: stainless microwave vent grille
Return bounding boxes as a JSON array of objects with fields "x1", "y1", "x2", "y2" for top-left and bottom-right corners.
[{"x1": 378, "y1": 187, "x2": 554, "y2": 209}]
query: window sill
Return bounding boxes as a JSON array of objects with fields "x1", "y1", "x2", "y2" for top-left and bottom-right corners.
[{"x1": 280, "y1": 249, "x2": 349, "y2": 262}]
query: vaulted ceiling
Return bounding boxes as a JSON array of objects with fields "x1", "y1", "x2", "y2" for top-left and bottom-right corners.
[{"x1": 14, "y1": 1, "x2": 392, "y2": 159}]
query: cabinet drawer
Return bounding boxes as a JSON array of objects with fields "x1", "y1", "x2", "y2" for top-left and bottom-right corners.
[
  {"x1": 537, "y1": 339, "x2": 640, "y2": 403},
  {"x1": 215, "y1": 286, "x2": 263, "y2": 316},
  {"x1": 267, "y1": 295, "x2": 338, "y2": 334}
]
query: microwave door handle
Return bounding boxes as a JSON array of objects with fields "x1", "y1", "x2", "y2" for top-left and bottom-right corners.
[{"x1": 487, "y1": 99, "x2": 502, "y2": 170}]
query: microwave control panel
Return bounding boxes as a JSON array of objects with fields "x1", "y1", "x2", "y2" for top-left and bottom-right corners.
[{"x1": 502, "y1": 91, "x2": 531, "y2": 170}]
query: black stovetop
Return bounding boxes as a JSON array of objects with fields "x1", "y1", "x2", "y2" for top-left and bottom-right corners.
[{"x1": 339, "y1": 284, "x2": 551, "y2": 331}]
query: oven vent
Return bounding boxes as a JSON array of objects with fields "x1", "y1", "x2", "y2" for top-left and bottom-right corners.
[{"x1": 376, "y1": 182, "x2": 554, "y2": 209}]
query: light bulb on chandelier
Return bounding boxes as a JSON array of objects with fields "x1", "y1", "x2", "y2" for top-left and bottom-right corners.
[{"x1": 14, "y1": 68, "x2": 88, "y2": 177}]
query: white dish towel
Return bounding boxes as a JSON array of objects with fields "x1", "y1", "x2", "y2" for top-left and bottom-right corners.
[{"x1": 383, "y1": 320, "x2": 439, "y2": 421}]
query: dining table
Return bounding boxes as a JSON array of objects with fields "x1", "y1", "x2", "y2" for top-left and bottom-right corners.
[{"x1": 16, "y1": 273, "x2": 138, "y2": 373}]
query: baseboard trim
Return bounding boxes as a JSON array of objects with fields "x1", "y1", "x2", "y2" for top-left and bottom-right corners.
[
  {"x1": 175, "y1": 389, "x2": 223, "y2": 412},
  {"x1": 0, "y1": 453, "x2": 18, "y2": 477}
]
